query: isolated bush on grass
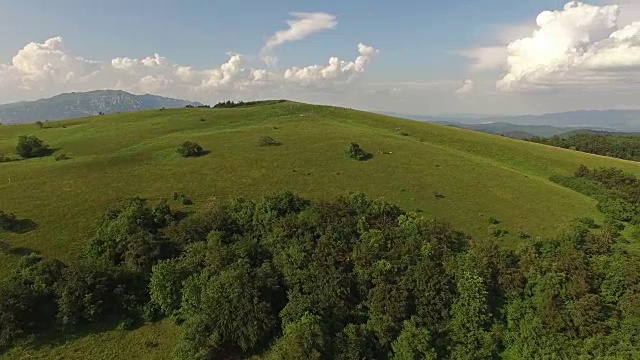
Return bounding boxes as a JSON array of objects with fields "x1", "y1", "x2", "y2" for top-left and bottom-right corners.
[
  {"x1": 16, "y1": 135, "x2": 50, "y2": 158},
  {"x1": 258, "y1": 136, "x2": 281, "y2": 147},
  {"x1": 346, "y1": 143, "x2": 372, "y2": 161},
  {"x1": 177, "y1": 141, "x2": 204, "y2": 158}
]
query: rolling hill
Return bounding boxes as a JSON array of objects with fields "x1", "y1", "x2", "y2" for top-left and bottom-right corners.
[
  {"x1": 0, "y1": 90, "x2": 203, "y2": 124},
  {"x1": 1, "y1": 101, "x2": 639, "y2": 359}
]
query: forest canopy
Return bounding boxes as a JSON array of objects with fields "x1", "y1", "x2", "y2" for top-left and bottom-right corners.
[{"x1": 0, "y1": 191, "x2": 639, "y2": 359}]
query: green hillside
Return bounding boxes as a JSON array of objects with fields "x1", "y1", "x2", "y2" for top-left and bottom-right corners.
[{"x1": 1, "y1": 101, "x2": 639, "y2": 359}]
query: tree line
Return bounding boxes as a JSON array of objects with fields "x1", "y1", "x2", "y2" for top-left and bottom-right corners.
[
  {"x1": 1, "y1": 191, "x2": 639, "y2": 359},
  {"x1": 527, "y1": 133, "x2": 640, "y2": 161}
]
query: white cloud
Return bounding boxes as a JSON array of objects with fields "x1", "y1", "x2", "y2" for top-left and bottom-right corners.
[
  {"x1": 260, "y1": 12, "x2": 337, "y2": 66},
  {"x1": 456, "y1": 79, "x2": 475, "y2": 95},
  {"x1": 0, "y1": 33, "x2": 378, "y2": 103},
  {"x1": 496, "y1": 1, "x2": 640, "y2": 91},
  {"x1": 284, "y1": 43, "x2": 379, "y2": 86},
  {"x1": 457, "y1": 47, "x2": 507, "y2": 71}
]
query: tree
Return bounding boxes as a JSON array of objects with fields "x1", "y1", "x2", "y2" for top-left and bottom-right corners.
[
  {"x1": 345, "y1": 143, "x2": 371, "y2": 161},
  {"x1": 0, "y1": 211, "x2": 17, "y2": 231},
  {"x1": 390, "y1": 318, "x2": 437, "y2": 360},
  {"x1": 16, "y1": 135, "x2": 50, "y2": 158},
  {"x1": 35, "y1": 121, "x2": 44, "y2": 129},
  {"x1": 266, "y1": 313, "x2": 326, "y2": 360},
  {"x1": 177, "y1": 141, "x2": 205, "y2": 158}
]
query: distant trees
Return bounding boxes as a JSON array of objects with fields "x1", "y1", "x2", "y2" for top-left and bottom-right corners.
[
  {"x1": 177, "y1": 141, "x2": 205, "y2": 158},
  {"x1": 346, "y1": 143, "x2": 372, "y2": 161},
  {"x1": 528, "y1": 133, "x2": 640, "y2": 161},
  {"x1": 16, "y1": 135, "x2": 50, "y2": 158}
]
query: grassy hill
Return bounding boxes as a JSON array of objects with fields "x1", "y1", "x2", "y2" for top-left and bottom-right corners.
[{"x1": 1, "y1": 101, "x2": 639, "y2": 359}]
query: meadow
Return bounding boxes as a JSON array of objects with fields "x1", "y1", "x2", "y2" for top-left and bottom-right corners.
[{"x1": 1, "y1": 101, "x2": 639, "y2": 359}]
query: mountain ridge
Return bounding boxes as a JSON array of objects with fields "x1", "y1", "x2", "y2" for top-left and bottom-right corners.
[{"x1": 0, "y1": 90, "x2": 203, "y2": 124}]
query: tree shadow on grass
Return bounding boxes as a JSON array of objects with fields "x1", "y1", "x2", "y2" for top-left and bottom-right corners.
[
  {"x1": 10, "y1": 219, "x2": 38, "y2": 234},
  {"x1": 0, "y1": 240, "x2": 39, "y2": 256}
]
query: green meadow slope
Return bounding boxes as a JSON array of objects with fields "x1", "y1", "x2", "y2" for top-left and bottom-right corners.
[{"x1": 1, "y1": 101, "x2": 639, "y2": 359}]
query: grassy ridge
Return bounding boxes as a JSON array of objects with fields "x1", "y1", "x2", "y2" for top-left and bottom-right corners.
[{"x1": 1, "y1": 101, "x2": 639, "y2": 359}]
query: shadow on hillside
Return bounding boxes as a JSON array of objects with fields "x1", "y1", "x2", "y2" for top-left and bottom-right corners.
[
  {"x1": 14, "y1": 316, "x2": 158, "y2": 353},
  {"x1": 10, "y1": 219, "x2": 38, "y2": 234},
  {"x1": 0, "y1": 241, "x2": 39, "y2": 257}
]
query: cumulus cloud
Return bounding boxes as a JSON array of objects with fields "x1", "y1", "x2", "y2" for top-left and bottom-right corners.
[
  {"x1": 0, "y1": 34, "x2": 378, "y2": 103},
  {"x1": 284, "y1": 43, "x2": 379, "y2": 86},
  {"x1": 260, "y1": 12, "x2": 337, "y2": 66},
  {"x1": 496, "y1": 1, "x2": 640, "y2": 91},
  {"x1": 456, "y1": 79, "x2": 475, "y2": 95}
]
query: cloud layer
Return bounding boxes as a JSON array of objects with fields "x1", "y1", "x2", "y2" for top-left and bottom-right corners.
[
  {"x1": 0, "y1": 34, "x2": 378, "y2": 104},
  {"x1": 496, "y1": 1, "x2": 640, "y2": 91},
  {"x1": 260, "y1": 12, "x2": 337, "y2": 66}
]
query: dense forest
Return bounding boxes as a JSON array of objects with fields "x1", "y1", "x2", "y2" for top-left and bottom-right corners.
[
  {"x1": 1, "y1": 190, "x2": 639, "y2": 359},
  {"x1": 527, "y1": 133, "x2": 640, "y2": 161}
]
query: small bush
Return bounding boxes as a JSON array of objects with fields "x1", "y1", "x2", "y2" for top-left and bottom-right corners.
[
  {"x1": 182, "y1": 197, "x2": 193, "y2": 206},
  {"x1": 346, "y1": 143, "x2": 372, "y2": 161},
  {"x1": 400, "y1": 131, "x2": 410, "y2": 136},
  {"x1": 35, "y1": 121, "x2": 44, "y2": 129},
  {"x1": 16, "y1": 135, "x2": 50, "y2": 158},
  {"x1": 55, "y1": 153, "x2": 70, "y2": 161},
  {"x1": 116, "y1": 317, "x2": 135, "y2": 331},
  {"x1": 577, "y1": 217, "x2": 598, "y2": 229},
  {"x1": 516, "y1": 229, "x2": 530, "y2": 239},
  {"x1": 488, "y1": 225, "x2": 508, "y2": 238},
  {"x1": 488, "y1": 217, "x2": 500, "y2": 225},
  {"x1": 258, "y1": 136, "x2": 281, "y2": 147},
  {"x1": 0, "y1": 211, "x2": 17, "y2": 231},
  {"x1": 177, "y1": 142, "x2": 204, "y2": 158}
]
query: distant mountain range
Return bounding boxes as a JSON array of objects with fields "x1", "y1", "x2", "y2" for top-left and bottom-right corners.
[
  {"x1": 384, "y1": 109, "x2": 640, "y2": 135},
  {"x1": 0, "y1": 90, "x2": 203, "y2": 124}
]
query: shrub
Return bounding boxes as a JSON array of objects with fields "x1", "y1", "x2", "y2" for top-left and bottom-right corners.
[
  {"x1": 489, "y1": 217, "x2": 500, "y2": 225},
  {"x1": 177, "y1": 142, "x2": 204, "y2": 158},
  {"x1": 55, "y1": 153, "x2": 70, "y2": 161},
  {"x1": 0, "y1": 211, "x2": 17, "y2": 231},
  {"x1": 345, "y1": 143, "x2": 372, "y2": 161},
  {"x1": 258, "y1": 136, "x2": 281, "y2": 147},
  {"x1": 16, "y1": 135, "x2": 50, "y2": 158},
  {"x1": 182, "y1": 197, "x2": 193, "y2": 206},
  {"x1": 400, "y1": 131, "x2": 410, "y2": 136},
  {"x1": 35, "y1": 121, "x2": 44, "y2": 129}
]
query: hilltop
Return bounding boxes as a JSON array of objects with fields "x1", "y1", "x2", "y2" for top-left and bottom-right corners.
[
  {"x1": 0, "y1": 90, "x2": 203, "y2": 124},
  {"x1": 0, "y1": 101, "x2": 639, "y2": 359}
]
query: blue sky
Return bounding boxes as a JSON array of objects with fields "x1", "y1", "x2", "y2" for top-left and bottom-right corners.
[{"x1": 0, "y1": 0, "x2": 639, "y2": 115}]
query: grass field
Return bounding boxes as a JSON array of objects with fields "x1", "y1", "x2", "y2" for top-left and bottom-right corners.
[{"x1": 1, "y1": 101, "x2": 639, "y2": 359}]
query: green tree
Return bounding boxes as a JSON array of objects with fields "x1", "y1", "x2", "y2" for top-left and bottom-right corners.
[
  {"x1": 266, "y1": 313, "x2": 326, "y2": 360},
  {"x1": 16, "y1": 135, "x2": 50, "y2": 158},
  {"x1": 390, "y1": 318, "x2": 437, "y2": 360},
  {"x1": 176, "y1": 141, "x2": 204, "y2": 158}
]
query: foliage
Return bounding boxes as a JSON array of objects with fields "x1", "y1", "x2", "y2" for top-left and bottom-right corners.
[
  {"x1": 0, "y1": 211, "x2": 17, "y2": 231},
  {"x1": 16, "y1": 135, "x2": 50, "y2": 158},
  {"x1": 212, "y1": 100, "x2": 286, "y2": 109},
  {"x1": 176, "y1": 141, "x2": 204, "y2": 158},
  {"x1": 1, "y1": 192, "x2": 640, "y2": 358},
  {"x1": 552, "y1": 165, "x2": 640, "y2": 225},
  {"x1": 345, "y1": 143, "x2": 372, "y2": 161},
  {"x1": 528, "y1": 133, "x2": 640, "y2": 161}
]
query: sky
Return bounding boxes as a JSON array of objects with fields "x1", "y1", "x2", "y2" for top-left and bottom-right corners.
[{"x1": 0, "y1": 0, "x2": 639, "y2": 115}]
